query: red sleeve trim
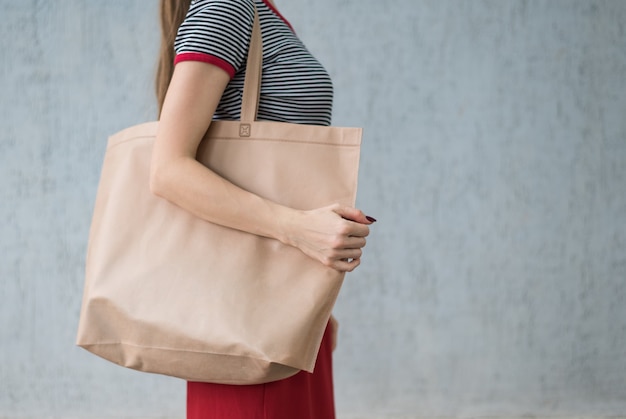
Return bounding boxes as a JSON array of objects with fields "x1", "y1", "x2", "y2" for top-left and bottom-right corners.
[{"x1": 174, "y1": 53, "x2": 236, "y2": 79}]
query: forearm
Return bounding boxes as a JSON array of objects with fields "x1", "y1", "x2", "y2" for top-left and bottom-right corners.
[
  {"x1": 151, "y1": 61, "x2": 373, "y2": 272},
  {"x1": 150, "y1": 155, "x2": 297, "y2": 244},
  {"x1": 150, "y1": 62, "x2": 297, "y2": 243}
]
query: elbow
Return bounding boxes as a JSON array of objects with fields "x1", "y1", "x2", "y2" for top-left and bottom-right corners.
[
  {"x1": 149, "y1": 162, "x2": 169, "y2": 199},
  {"x1": 150, "y1": 155, "x2": 195, "y2": 202}
]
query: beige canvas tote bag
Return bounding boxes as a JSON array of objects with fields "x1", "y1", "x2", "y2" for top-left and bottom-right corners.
[{"x1": 76, "y1": 11, "x2": 362, "y2": 384}]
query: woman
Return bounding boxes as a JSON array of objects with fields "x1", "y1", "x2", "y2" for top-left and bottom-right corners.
[{"x1": 151, "y1": 0, "x2": 375, "y2": 417}]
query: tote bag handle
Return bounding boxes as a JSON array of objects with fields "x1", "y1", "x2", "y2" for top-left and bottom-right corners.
[{"x1": 241, "y1": 10, "x2": 263, "y2": 123}]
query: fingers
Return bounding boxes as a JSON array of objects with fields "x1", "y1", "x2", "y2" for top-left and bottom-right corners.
[
  {"x1": 320, "y1": 251, "x2": 362, "y2": 270},
  {"x1": 324, "y1": 207, "x2": 373, "y2": 271},
  {"x1": 317, "y1": 234, "x2": 365, "y2": 272},
  {"x1": 345, "y1": 221, "x2": 370, "y2": 238},
  {"x1": 342, "y1": 236, "x2": 367, "y2": 249},
  {"x1": 326, "y1": 236, "x2": 364, "y2": 259},
  {"x1": 333, "y1": 205, "x2": 376, "y2": 225},
  {"x1": 294, "y1": 204, "x2": 376, "y2": 272},
  {"x1": 334, "y1": 248, "x2": 363, "y2": 262},
  {"x1": 332, "y1": 257, "x2": 361, "y2": 272}
]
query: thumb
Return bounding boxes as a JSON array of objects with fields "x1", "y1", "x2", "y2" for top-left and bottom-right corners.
[{"x1": 333, "y1": 206, "x2": 376, "y2": 225}]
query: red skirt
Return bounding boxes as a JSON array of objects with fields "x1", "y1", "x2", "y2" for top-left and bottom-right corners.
[{"x1": 187, "y1": 323, "x2": 335, "y2": 419}]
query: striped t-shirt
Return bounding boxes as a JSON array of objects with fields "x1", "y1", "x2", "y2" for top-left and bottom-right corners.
[{"x1": 174, "y1": 0, "x2": 333, "y2": 126}]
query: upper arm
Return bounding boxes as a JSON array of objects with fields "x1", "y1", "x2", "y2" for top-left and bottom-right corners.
[
  {"x1": 152, "y1": 0, "x2": 255, "y2": 177},
  {"x1": 152, "y1": 61, "x2": 230, "y2": 168},
  {"x1": 153, "y1": 0, "x2": 256, "y2": 167}
]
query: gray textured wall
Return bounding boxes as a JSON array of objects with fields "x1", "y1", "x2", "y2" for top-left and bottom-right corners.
[{"x1": 1, "y1": 1, "x2": 625, "y2": 418}]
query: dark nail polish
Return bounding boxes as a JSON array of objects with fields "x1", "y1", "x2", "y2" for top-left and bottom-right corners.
[{"x1": 365, "y1": 216, "x2": 377, "y2": 223}]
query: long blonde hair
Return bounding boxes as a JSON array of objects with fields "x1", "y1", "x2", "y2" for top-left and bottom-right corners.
[{"x1": 155, "y1": 0, "x2": 192, "y2": 117}]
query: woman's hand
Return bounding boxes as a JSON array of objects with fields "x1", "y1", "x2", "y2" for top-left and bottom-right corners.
[{"x1": 282, "y1": 203, "x2": 375, "y2": 272}]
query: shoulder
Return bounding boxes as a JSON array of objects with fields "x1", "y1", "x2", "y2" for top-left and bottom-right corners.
[
  {"x1": 188, "y1": 0, "x2": 255, "y2": 18},
  {"x1": 181, "y1": 0, "x2": 256, "y2": 36},
  {"x1": 175, "y1": 0, "x2": 258, "y2": 76}
]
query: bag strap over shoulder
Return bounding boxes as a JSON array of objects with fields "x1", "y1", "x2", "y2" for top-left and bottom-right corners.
[{"x1": 240, "y1": 9, "x2": 263, "y2": 123}]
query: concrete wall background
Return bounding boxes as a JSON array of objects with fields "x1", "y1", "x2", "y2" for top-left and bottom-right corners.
[{"x1": 1, "y1": 0, "x2": 625, "y2": 418}]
